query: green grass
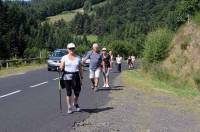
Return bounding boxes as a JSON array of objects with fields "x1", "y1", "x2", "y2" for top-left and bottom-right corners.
[
  {"x1": 193, "y1": 12, "x2": 200, "y2": 25},
  {"x1": 86, "y1": 35, "x2": 98, "y2": 42},
  {"x1": 122, "y1": 70, "x2": 200, "y2": 98},
  {"x1": 0, "y1": 63, "x2": 46, "y2": 78},
  {"x1": 77, "y1": 35, "x2": 98, "y2": 42},
  {"x1": 46, "y1": 8, "x2": 83, "y2": 23},
  {"x1": 45, "y1": 0, "x2": 109, "y2": 23}
]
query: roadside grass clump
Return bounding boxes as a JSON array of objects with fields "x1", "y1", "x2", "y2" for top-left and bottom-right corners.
[
  {"x1": 193, "y1": 12, "x2": 200, "y2": 25},
  {"x1": 180, "y1": 36, "x2": 191, "y2": 50},
  {"x1": 193, "y1": 70, "x2": 200, "y2": 91}
]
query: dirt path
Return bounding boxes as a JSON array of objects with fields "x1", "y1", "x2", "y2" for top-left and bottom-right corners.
[{"x1": 71, "y1": 74, "x2": 200, "y2": 132}]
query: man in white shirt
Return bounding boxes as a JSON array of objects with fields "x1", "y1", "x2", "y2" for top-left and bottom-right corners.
[
  {"x1": 116, "y1": 54, "x2": 122, "y2": 72},
  {"x1": 131, "y1": 55, "x2": 136, "y2": 68}
]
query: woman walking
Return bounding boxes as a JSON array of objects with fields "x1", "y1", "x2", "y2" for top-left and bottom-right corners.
[
  {"x1": 127, "y1": 56, "x2": 132, "y2": 69},
  {"x1": 102, "y1": 48, "x2": 111, "y2": 88},
  {"x1": 60, "y1": 43, "x2": 83, "y2": 114},
  {"x1": 109, "y1": 50, "x2": 114, "y2": 70}
]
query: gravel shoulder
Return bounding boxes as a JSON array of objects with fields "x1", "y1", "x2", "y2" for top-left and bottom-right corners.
[{"x1": 71, "y1": 72, "x2": 200, "y2": 132}]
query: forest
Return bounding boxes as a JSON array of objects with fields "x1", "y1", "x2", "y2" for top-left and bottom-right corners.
[{"x1": 0, "y1": 0, "x2": 200, "y2": 60}]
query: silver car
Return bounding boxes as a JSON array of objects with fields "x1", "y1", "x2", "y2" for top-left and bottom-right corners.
[{"x1": 47, "y1": 49, "x2": 67, "y2": 71}]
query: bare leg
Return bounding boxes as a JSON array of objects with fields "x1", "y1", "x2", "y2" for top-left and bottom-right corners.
[
  {"x1": 91, "y1": 78, "x2": 95, "y2": 88},
  {"x1": 66, "y1": 96, "x2": 72, "y2": 108},
  {"x1": 106, "y1": 77, "x2": 109, "y2": 86},
  {"x1": 95, "y1": 78, "x2": 99, "y2": 87},
  {"x1": 103, "y1": 72, "x2": 106, "y2": 86}
]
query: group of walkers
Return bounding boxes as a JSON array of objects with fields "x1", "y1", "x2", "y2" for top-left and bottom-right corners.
[{"x1": 59, "y1": 42, "x2": 124, "y2": 114}]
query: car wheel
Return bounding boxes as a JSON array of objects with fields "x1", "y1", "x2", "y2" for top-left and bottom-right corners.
[{"x1": 48, "y1": 68, "x2": 51, "y2": 71}]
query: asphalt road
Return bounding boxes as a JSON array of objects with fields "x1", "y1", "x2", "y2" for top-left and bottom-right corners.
[{"x1": 0, "y1": 65, "x2": 123, "y2": 132}]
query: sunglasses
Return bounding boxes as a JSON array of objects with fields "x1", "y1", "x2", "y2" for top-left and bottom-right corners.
[{"x1": 68, "y1": 48, "x2": 75, "y2": 50}]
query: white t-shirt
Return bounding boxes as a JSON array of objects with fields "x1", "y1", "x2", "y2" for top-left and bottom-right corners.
[
  {"x1": 131, "y1": 56, "x2": 135, "y2": 61},
  {"x1": 116, "y1": 57, "x2": 122, "y2": 64},
  {"x1": 61, "y1": 55, "x2": 81, "y2": 80}
]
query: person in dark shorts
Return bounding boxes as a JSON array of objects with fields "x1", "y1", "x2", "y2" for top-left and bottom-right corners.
[
  {"x1": 127, "y1": 56, "x2": 132, "y2": 69},
  {"x1": 102, "y1": 48, "x2": 111, "y2": 88},
  {"x1": 116, "y1": 54, "x2": 122, "y2": 72},
  {"x1": 60, "y1": 43, "x2": 83, "y2": 114}
]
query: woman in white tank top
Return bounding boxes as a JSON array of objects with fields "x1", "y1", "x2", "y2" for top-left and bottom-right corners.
[{"x1": 60, "y1": 43, "x2": 83, "y2": 114}]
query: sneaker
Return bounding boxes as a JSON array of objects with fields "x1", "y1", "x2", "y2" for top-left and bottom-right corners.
[
  {"x1": 67, "y1": 107, "x2": 73, "y2": 114},
  {"x1": 74, "y1": 104, "x2": 81, "y2": 112},
  {"x1": 106, "y1": 84, "x2": 110, "y2": 88},
  {"x1": 91, "y1": 84, "x2": 95, "y2": 89},
  {"x1": 103, "y1": 84, "x2": 106, "y2": 88}
]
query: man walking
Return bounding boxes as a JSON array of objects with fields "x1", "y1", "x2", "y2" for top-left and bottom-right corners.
[
  {"x1": 116, "y1": 54, "x2": 122, "y2": 72},
  {"x1": 83, "y1": 43, "x2": 102, "y2": 91}
]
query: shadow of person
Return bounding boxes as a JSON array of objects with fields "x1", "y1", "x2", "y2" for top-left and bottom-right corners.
[
  {"x1": 81, "y1": 107, "x2": 113, "y2": 114},
  {"x1": 97, "y1": 88, "x2": 123, "y2": 91},
  {"x1": 112, "y1": 85, "x2": 125, "y2": 88}
]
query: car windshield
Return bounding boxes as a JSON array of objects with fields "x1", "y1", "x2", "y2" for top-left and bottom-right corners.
[{"x1": 52, "y1": 51, "x2": 66, "y2": 57}]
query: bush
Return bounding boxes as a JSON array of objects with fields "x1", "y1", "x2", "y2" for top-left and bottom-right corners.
[
  {"x1": 194, "y1": 12, "x2": 200, "y2": 25},
  {"x1": 76, "y1": 45, "x2": 90, "y2": 55},
  {"x1": 24, "y1": 47, "x2": 49, "y2": 58},
  {"x1": 193, "y1": 70, "x2": 200, "y2": 90},
  {"x1": 143, "y1": 28, "x2": 174, "y2": 63},
  {"x1": 108, "y1": 40, "x2": 134, "y2": 57},
  {"x1": 180, "y1": 36, "x2": 191, "y2": 50}
]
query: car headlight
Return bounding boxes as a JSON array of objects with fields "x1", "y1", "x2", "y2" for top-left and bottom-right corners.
[{"x1": 47, "y1": 60, "x2": 54, "y2": 64}]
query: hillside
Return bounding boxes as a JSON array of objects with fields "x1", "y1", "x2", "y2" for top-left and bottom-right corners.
[
  {"x1": 45, "y1": 0, "x2": 108, "y2": 23},
  {"x1": 163, "y1": 20, "x2": 200, "y2": 89}
]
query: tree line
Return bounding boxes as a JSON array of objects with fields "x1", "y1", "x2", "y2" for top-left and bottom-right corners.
[
  {"x1": 0, "y1": 0, "x2": 103, "y2": 59},
  {"x1": 0, "y1": 0, "x2": 200, "y2": 60},
  {"x1": 70, "y1": 0, "x2": 200, "y2": 57}
]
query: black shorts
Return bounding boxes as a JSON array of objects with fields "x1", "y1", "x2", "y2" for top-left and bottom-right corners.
[{"x1": 63, "y1": 74, "x2": 81, "y2": 97}]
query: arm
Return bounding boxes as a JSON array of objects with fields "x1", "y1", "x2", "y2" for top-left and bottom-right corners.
[
  {"x1": 82, "y1": 51, "x2": 91, "y2": 63},
  {"x1": 79, "y1": 63, "x2": 83, "y2": 79},
  {"x1": 79, "y1": 62, "x2": 83, "y2": 86},
  {"x1": 109, "y1": 55, "x2": 112, "y2": 69},
  {"x1": 101, "y1": 56, "x2": 105, "y2": 71},
  {"x1": 60, "y1": 58, "x2": 65, "y2": 71}
]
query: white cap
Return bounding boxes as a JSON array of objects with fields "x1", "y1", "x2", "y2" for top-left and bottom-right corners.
[
  {"x1": 102, "y1": 48, "x2": 106, "y2": 51},
  {"x1": 67, "y1": 43, "x2": 75, "y2": 48}
]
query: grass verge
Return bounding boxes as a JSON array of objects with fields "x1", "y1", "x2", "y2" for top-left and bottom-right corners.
[
  {"x1": 122, "y1": 70, "x2": 200, "y2": 98},
  {"x1": 193, "y1": 12, "x2": 200, "y2": 25},
  {"x1": 0, "y1": 63, "x2": 46, "y2": 78}
]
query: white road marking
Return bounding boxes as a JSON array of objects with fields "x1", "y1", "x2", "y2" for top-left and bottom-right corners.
[
  {"x1": 30, "y1": 81, "x2": 48, "y2": 88},
  {"x1": 53, "y1": 77, "x2": 60, "y2": 80},
  {"x1": 0, "y1": 90, "x2": 22, "y2": 99},
  {"x1": 15, "y1": 72, "x2": 25, "y2": 75}
]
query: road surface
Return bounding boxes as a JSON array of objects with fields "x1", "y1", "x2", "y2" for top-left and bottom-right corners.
[{"x1": 0, "y1": 66, "x2": 122, "y2": 132}]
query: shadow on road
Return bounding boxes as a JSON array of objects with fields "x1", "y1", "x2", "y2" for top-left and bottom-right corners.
[
  {"x1": 82, "y1": 107, "x2": 113, "y2": 114},
  {"x1": 97, "y1": 85, "x2": 124, "y2": 91},
  {"x1": 97, "y1": 88, "x2": 123, "y2": 91}
]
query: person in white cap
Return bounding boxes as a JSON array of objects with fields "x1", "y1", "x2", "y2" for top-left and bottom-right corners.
[
  {"x1": 60, "y1": 43, "x2": 83, "y2": 114},
  {"x1": 82, "y1": 43, "x2": 102, "y2": 91},
  {"x1": 102, "y1": 47, "x2": 111, "y2": 88}
]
